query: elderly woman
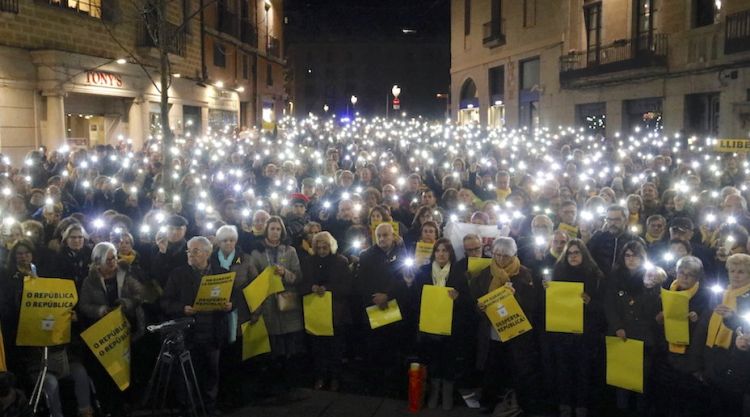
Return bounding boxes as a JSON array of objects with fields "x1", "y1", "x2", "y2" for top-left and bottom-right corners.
[
  {"x1": 249, "y1": 216, "x2": 304, "y2": 392},
  {"x1": 0, "y1": 240, "x2": 94, "y2": 417},
  {"x1": 471, "y1": 237, "x2": 542, "y2": 415},
  {"x1": 296, "y1": 221, "x2": 322, "y2": 264},
  {"x1": 301, "y1": 231, "x2": 351, "y2": 391},
  {"x1": 652, "y1": 256, "x2": 711, "y2": 417},
  {"x1": 78, "y1": 242, "x2": 145, "y2": 415},
  {"x1": 412, "y1": 238, "x2": 470, "y2": 410},
  {"x1": 701, "y1": 253, "x2": 750, "y2": 416},
  {"x1": 53, "y1": 223, "x2": 92, "y2": 289}
]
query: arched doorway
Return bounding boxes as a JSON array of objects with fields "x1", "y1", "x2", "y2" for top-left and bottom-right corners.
[{"x1": 458, "y1": 78, "x2": 480, "y2": 125}]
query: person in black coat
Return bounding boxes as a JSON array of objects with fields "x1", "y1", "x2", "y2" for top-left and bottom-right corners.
[
  {"x1": 588, "y1": 205, "x2": 644, "y2": 275},
  {"x1": 160, "y1": 236, "x2": 232, "y2": 416},
  {"x1": 53, "y1": 223, "x2": 92, "y2": 289},
  {"x1": 149, "y1": 215, "x2": 188, "y2": 289},
  {"x1": 411, "y1": 237, "x2": 471, "y2": 410},
  {"x1": 300, "y1": 231, "x2": 352, "y2": 392},
  {"x1": 548, "y1": 239, "x2": 605, "y2": 417},
  {"x1": 604, "y1": 240, "x2": 661, "y2": 414}
]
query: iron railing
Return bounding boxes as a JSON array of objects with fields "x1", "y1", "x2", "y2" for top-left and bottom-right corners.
[
  {"x1": 560, "y1": 33, "x2": 667, "y2": 80},
  {"x1": 219, "y1": 10, "x2": 238, "y2": 38},
  {"x1": 139, "y1": 14, "x2": 186, "y2": 57},
  {"x1": 725, "y1": 9, "x2": 750, "y2": 54},
  {"x1": 1, "y1": 0, "x2": 18, "y2": 13}
]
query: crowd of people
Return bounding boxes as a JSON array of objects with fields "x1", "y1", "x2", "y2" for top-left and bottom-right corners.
[{"x1": 0, "y1": 115, "x2": 749, "y2": 417}]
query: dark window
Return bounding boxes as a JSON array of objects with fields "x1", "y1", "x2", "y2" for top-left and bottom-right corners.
[
  {"x1": 266, "y1": 63, "x2": 273, "y2": 86},
  {"x1": 464, "y1": 0, "x2": 471, "y2": 35},
  {"x1": 213, "y1": 42, "x2": 226, "y2": 68},
  {"x1": 634, "y1": 0, "x2": 655, "y2": 40},
  {"x1": 242, "y1": 54, "x2": 249, "y2": 79},
  {"x1": 520, "y1": 58, "x2": 540, "y2": 90},
  {"x1": 693, "y1": 0, "x2": 717, "y2": 28},
  {"x1": 488, "y1": 65, "x2": 505, "y2": 99},
  {"x1": 685, "y1": 93, "x2": 719, "y2": 136},
  {"x1": 584, "y1": 2, "x2": 602, "y2": 63}
]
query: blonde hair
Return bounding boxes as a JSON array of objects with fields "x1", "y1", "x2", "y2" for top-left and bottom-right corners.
[{"x1": 312, "y1": 231, "x2": 338, "y2": 255}]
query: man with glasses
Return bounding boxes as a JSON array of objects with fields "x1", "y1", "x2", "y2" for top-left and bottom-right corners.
[
  {"x1": 161, "y1": 236, "x2": 232, "y2": 417},
  {"x1": 587, "y1": 205, "x2": 644, "y2": 275},
  {"x1": 453, "y1": 234, "x2": 483, "y2": 277},
  {"x1": 650, "y1": 217, "x2": 716, "y2": 278},
  {"x1": 150, "y1": 215, "x2": 189, "y2": 288}
]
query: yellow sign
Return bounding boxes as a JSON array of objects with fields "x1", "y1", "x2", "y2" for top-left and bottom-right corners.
[
  {"x1": 477, "y1": 286, "x2": 532, "y2": 342},
  {"x1": 467, "y1": 257, "x2": 492, "y2": 279},
  {"x1": 241, "y1": 317, "x2": 271, "y2": 360},
  {"x1": 0, "y1": 324, "x2": 6, "y2": 372},
  {"x1": 546, "y1": 282, "x2": 584, "y2": 334},
  {"x1": 16, "y1": 277, "x2": 78, "y2": 347},
  {"x1": 414, "y1": 242, "x2": 434, "y2": 266},
  {"x1": 606, "y1": 336, "x2": 644, "y2": 393},
  {"x1": 661, "y1": 288, "x2": 690, "y2": 345},
  {"x1": 370, "y1": 221, "x2": 400, "y2": 242},
  {"x1": 366, "y1": 299, "x2": 403, "y2": 329},
  {"x1": 419, "y1": 285, "x2": 454, "y2": 336},
  {"x1": 557, "y1": 223, "x2": 579, "y2": 238},
  {"x1": 193, "y1": 272, "x2": 236, "y2": 312},
  {"x1": 243, "y1": 267, "x2": 285, "y2": 312},
  {"x1": 80, "y1": 308, "x2": 131, "y2": 391},
  {"x1": 714, "y1": 139, "x2": 750, "y2": 152},
  {"x1": 303, "y1": 292, "x2": 334, "y2": 336}
]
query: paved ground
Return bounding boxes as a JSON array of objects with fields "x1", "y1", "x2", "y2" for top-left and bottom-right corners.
[{"x1": 226, "y1": 388, "x2": 486, "y2": 417}]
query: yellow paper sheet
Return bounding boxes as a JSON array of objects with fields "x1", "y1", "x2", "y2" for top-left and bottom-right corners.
[
  {"x1": 366, "y1": 299, "x2": 403, "y2": 329},
  {"x1": 419, "y1": 285, "x2": 454, "y2": 336},
  {"x1": 16, "y1": 277, "x2": 78, "y2": 347},
  {"x1": 0, "y1": 323, "x2": 6, "y2": 372},
  {"x1": 241, "y1": 317, "x2": 271, "y2": 360},
  {"x1": 546, "y1": 282, "x2": 584, "y2": 334},
  {"x1": 193, "y1": 272, "x2": 236, "y2": 312},
  {"x1": 661, "y1": 288, "x2": 690, "y2": 345},
  {"x1": 303, "y1": 292, "x2": 334, "y2": 336},
  {"x1": 371, "y1": 221, "x2": 401, "y2": 242},
  {"x1": 477, "y1": 286, "x2": 532, "y2": 342},
  {"x1": 243, "y1": 267, "x2": 285, "y2": 311},
  {"x1": 606, "y1": 336, "x2": 644, "y2": 393},
  {"x1": 415, "y1": 242, "x2": 435, "y2": 266},
  {"x1": 467, "y1": 257, "x2": 492, "y2": 279},
  {"x1": 80, "y1": 308, "x2": 131, "y2": 391}
]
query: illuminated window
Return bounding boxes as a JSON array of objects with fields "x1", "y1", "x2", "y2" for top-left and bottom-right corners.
[{"x1": 50, "y1": 0, "x2": 101, "y2": 18}]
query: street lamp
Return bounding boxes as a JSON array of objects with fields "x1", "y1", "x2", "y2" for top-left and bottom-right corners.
[
  {"x1": 392, "y1": 85, "x2": 401, "y2": 99},
  {"x1": 350, "y1": 95, "x2": 357, "y2": 117},
  {"x1": 323, "y1": 104, "x2": 329, "y2": 113}
]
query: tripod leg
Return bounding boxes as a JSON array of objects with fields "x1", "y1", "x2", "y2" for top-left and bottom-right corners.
[
  {"x1": 159, "y1": 353, "x2": 175, "y2": 413},
  {"x1": 179, "y1": 351, "x2": 206, "y2": 417},
  {"x1": 30, "y1": 358, "x2": 49, "y2": 413},
  {"x1": 141, "y1": 339, "x2": 169, "y2": 410}
]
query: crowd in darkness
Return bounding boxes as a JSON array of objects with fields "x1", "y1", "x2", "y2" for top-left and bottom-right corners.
[{"x1": 0, "y1": 117, "x2": 749, "y2": 417}]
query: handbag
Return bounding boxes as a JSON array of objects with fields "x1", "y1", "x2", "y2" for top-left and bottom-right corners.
[{"x1": 276, "y1": 291, "x2": 300, "y2": 312}]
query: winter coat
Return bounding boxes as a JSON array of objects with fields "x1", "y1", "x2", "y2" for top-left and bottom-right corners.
[
  {"x1": 412, "y1": 262, "x2": 472, "y2": 338},
  {"x1": 248, "y1": 242, "x2": 303, "y2": 335},
  {"x1": 52, "y1": 246, "x2": 93, "y2": 289},
  {"x1": 604, "y1": 267, "x2": 661, "y2": 346},
  {"x1": 587, "y1": 230, "x2": 644, "y2": 275},
  {"x1": 209, "y1": 248, "x2": 257, "y2": 326},
  {"x1": 78, "y1": 267, "x2": 146, "y2": 341},
  {"x1": 149, "y1": 239, "x2": 187, "y2": 288},
  {"x1": 357, "y1": 242, "x2": 410, "y2": 313},
  {"x1": 301, "y1": 254, "x2": 353, "y2": 327}
]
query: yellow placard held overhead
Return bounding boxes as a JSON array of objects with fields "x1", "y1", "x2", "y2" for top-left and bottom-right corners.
[
  {"x1": 303, "y1": 292, "x2": 334, "y2": 336},
  {"x1": 414, "y1": 242, "x2": 435, "y2": 266},
  {"x1": 546, "y1": 282, "x2": 584, "y2": 334},
  {"x1": 366, "y1": 299, "x2": 403, "y2": 329},
  {"x1": 714, "y1": 138, "x2": 750, "y2": 153},
  {"x1": 241, "y1": 317, "x2": 271, "y2": 360},
  {"x1": 419, "y1": 285, "x2": 454, "y2": 336},
  {"x1": 477, "y1": 286, "x2": 532, "y2": 342},
  {"x1": 193, "y1": 272, "x2": 236, "y2": 312},
  {"x1": 16, "y1": 277, "x2": 78, "y2": 347},
  {"x1": 80, "y1": 308, "x2": 131, "y2": 391},
  {"x1": 606, "y1": 336, "x2": 644, "y2": 393},
  {"x1": 467, "y1": 257, "x2": 492, "y2": 279},
  {"x1": 243, "y1": 267, "x2": 285, "y2": 311},
  {"x1": 661, "y1": 288, "x2": 690, "y2": 345},
  {"x1": 0, "y1": 323, "x2": 6, "y2": 372}
]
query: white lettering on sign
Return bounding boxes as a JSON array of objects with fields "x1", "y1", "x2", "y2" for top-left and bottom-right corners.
[{"x1": 85, "y1": 71, "x2": 123, "y2": 88}]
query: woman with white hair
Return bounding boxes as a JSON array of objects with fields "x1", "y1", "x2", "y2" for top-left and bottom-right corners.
[
  {"x1": 700, "y1": 253, "x2": 750, "y2": 416},
  {"x1": 78, "y1": 242, "x2": 145, "y2": 416},
  {"x1": 53, "y1": 223, "x2": 92, "y2": 288},
  {"x1": 301, "y1": 231, "x2": 351, "y2": 391},
  {"x1": 470, "y1": 237, "x2": 542, "y2": 415}
]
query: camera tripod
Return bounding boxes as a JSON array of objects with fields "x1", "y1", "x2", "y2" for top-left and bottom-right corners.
[
  {"x1": 28, "y1": 346, "x2": 49, "y2": 413},
  {"x1": 142, "y1": 333, "x2": 206, "y2": 417}
]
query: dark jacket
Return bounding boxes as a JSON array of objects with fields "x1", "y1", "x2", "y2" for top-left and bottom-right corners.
[
  {"x1": 549, "y1": 264, "x2": 606, "y2": 335},
  {"x1": 301, "y1": 254, "x2": 353, "y2": 327},
  {"x1": 53, "y1": 246, "x2": 93, "y2": 289},
  {"x1": 357, "y1": 243, "x2": 410, "y2": 312},
  {"x1": 209, "y1": 248, "x2": 257, "y2": 327},
  {"x1": 78, "y1": 267, "x2": 146, "y2": 340},
  {"x1": 160, "y1": 263, "x2": 229, "y2": 348},
  {"x1": 412, "y1": 262, "x2": 472, "y2": 337},
  {"x1": 149, "y1": 239, "x2": 187, "y2": 288},
  {"x1": 587, "y1": 230, "x2": 644, "y2": 275},
  {"x1": 604, "y1": 267, "x2": 661, "y2": 346},
  {"x1": 657, "y1": 285, "x2": 711, "y2": 374}
]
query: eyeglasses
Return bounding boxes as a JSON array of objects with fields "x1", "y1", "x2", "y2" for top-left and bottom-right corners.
[
  {"x1": 186, "y1": 249, "x2": 206, "y2": 255},
  {"x1": 606, "y1": 217, "x2": 624, "y2": 223},
  {"x1": 105, "y1": 256, "x2": 117, "y2": 262},
  {"x1": 567, "y1": 250, "x2": 582, "y2": 257},
  {"x1": 493, "y1": 252, "x2": 512, "y2": 258},
  {"x1": 624, "y1": 253, "x2": 642, "y2": 259}
]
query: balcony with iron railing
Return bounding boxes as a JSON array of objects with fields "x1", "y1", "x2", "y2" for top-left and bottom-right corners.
[
  {"x1": 268, "y1": 35, "x2": 281, "y2": 58},
  {"x1": 560, "y1": 33, "x2": 667, "y2": 85},
  {"x1": 725, "y1": 9, "x2": 750, "y2": 54},
  {"x1": 219, "y1": 10, "x2": 238, "y2": 38},
  {"x1": 138, "y1": 15, "x2": 187, "y2": 57},
  {"x1": 1, "y1": 0, "x2": 18, "y2": 13},
  {"x1": 483, "y1": 19, "x2": 505, "y2": 48}
]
